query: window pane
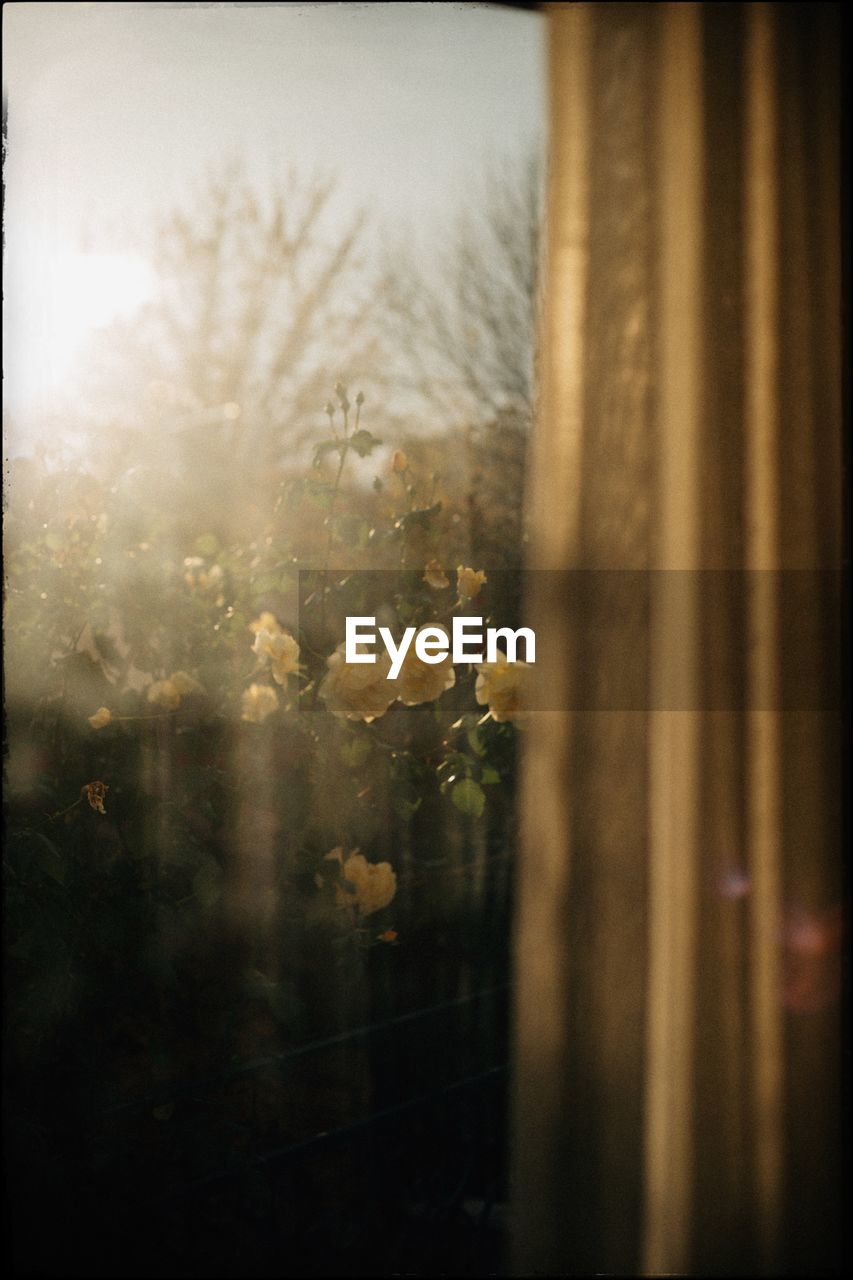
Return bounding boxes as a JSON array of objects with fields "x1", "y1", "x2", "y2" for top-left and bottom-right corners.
[{"x1": 3, "y1": 4, "x2": 545, "y2": 1275}]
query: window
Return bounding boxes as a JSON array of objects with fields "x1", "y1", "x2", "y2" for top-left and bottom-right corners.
[{"x1": 3, "y1": 4, "x2": 545, "y2": 1275}]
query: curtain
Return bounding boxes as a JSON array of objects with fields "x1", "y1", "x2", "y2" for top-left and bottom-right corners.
[{"x1": 514, "y1": 3, "x2": 842, "y2": 1275}]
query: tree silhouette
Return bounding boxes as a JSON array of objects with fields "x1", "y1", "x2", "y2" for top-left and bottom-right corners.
[
  {"x1": 379, "y1": 148, "x2": 543, "y2": 430},
  {"x1": 85, "y1": 161, "x2": 385, "y2": 487}
]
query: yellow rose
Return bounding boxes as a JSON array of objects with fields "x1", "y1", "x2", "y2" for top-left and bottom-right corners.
[
  {"x1": 475, "y1": 651, "x2": 531, "y2": 724},
  {"x1": 423, "y1": 559, "x2": 450, "y2": 590},
  {"x1": 184, "y1": 561, "x2": 223, "y2": 592},
  {"x1": 249, "y1": 612, "x2": 281, "y2": 636},
  {"x1": 394, "y1": 627, "x2": 455, "y2": 706},
  {"x1": 147, "y1": 679, "x2": 182, "y2": 711},
  {"x1": 88, "y1": 706, "x2": 112, "y2": 730},
  {"x1": 325, "y1": 848, "x2": 397, "y2": 917},
  {"x1": 170, "y1": 670, "x2": 205, "y2": 697},
  {"x1": 147, "y1": 671, "x2": 203, "y2": 710},
  {"x1": 81, "y1": 780, "x2": 109, "y2": 814},
  {"x1": 241, "y1": 683, "x2": 279, "y2": 723},
  {"x1": 456, "y1": 565, "x2": 487, "y2": 601},
  {"x1": 252, "y1": 628, "x2": 301, "y2": 684},
  {"x1": 183, "y1": 557, "x2": 203, "y2": 589},
  {"x1": 319, "y1": 643, "x2": 396, "y2": 723}
]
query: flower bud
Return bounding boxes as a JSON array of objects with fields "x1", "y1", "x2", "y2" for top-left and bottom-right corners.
[
  {"x1": 456, "y1": 565, "x2": 487, "y2": 601},
  {"x1": 335, "y1": 380, "x2": 350, "y2": 411}
]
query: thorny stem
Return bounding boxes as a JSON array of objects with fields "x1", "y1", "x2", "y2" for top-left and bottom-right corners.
[
  {"x1": 110, "y1": 713, "x2": 175, "y2": 722},
  {"x1": 396, "y1": 466, "x2": 415, "y2": 514},
  {"x1": 395, "y1": 466, "x2": 416, "y2": 571},
  {"x1": 69, "y1": 620, "x2": 89, "y2": 655},
  {"x1": 41, "y1": 797, "x2": 84, "y2": 826},
  {"x1": 311, "y1": 399, "x2": 352, "y2": 706},
  {"x1": 317, "y1": 443, "x2": 348, "y2": 647}
]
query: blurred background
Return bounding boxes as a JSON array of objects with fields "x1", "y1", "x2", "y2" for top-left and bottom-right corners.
[
  {"x1": 4, "y1": 3, "x2": 544, "y2": 1275},
  {"x1": 4, "y1": 4, "x2": 845, "y2": 1277}
]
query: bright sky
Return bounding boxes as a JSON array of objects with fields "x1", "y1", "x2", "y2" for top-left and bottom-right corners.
[{"x1": 3, "y1": 1, "x2": 545, "y2": 430}]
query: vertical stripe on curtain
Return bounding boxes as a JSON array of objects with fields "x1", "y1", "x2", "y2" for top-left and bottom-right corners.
[{"x1": 513, "y1": 3, "x2": 842, "y2": 1275}]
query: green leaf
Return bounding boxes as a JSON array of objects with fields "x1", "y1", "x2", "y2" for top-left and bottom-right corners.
[
  {"x1": 340, "y1": 736, "x2": 371, "y2": 768},
  {"x1": 347, "y1": 428, "x2": 382, "y2": 458},
  {"x1": 194, "y1": 533, "x2": 219, "y2": 557},
  {"x1": 395, "y1": 502, "x2": 442, "y2": 533},
  {"x1": 467, "y1": 727, "x2": 486, "y2": 757},
  {"x1": 355, "y1": 522, "x2": 371, "y2": 551},
  {"x1": 450, "y1": 713, "x2": 482, "y2": 732},
  {"x1": 480, "y1": 765, "x2": 501, "y2": 785},
  {"x1": 312, "y1": 438, "x2": 346, "y2": 468},
  {"x1": 251, "y1": 572, "x2": 282, "y2": 595},
  {"x1": 394, "y1": 795, "x2": 423, "y2": 820},
  {"x1": 451, "y1": 778, "x2": 485, "y2": 818},
  {"x1": 329, "y1": 514, "x2": 370, "y2": 549}
]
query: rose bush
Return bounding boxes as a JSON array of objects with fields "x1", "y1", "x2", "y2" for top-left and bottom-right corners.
[{"x1": 3, "y1": 385, "x2": 525, "y2": 1118}]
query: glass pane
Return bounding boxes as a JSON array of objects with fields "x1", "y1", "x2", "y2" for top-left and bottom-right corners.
[{"x1": 3, "y1": 4, "x2": 545, "y2": 1274}]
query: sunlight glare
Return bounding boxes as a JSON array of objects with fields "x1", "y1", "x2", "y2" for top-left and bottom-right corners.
[{"x1": 11, "y1": 249, "x2": 155, "y2": 415}]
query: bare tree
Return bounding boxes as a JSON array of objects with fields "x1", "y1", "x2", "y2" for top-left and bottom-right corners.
[
  {"x1": 379, "y1": 148, "x2": 543, "y2": 430},
  {"x1": 85, "y1": 161, "x2": 386, "y2": 481},
  {"x1": 374, "y1": 150, "x2": 543, "y2": 572}
]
